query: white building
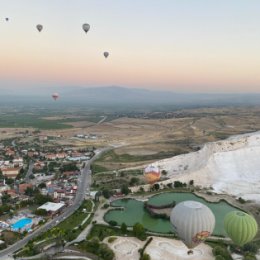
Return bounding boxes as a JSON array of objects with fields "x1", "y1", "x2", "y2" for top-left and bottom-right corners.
[{"x1": 38, "y1": 202, "x2": 65, "y2": 214}]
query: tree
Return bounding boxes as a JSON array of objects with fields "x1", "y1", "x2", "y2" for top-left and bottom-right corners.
[
  {"x1": 174, "y1": 181, "x2": 185, "y2": 188},
  {"x1": 38, "y1": 182, "x2": 46, "y2": 189},
  {"x1": 243, "y1": 243, "x2": 258, "y2": 254},
  {"x1": 60, "y1": 163, "x2": 79, "y2": 172},
  {"x1": 0, "y1": 204, "x2": 11, "y2": 215},
  {"x1": 102, "y1": 189, "x2": 112, "y2": 199},
  {"x1": 215, "y1": 256, "x2": 225, "y2": 260},
  {"x1": 153, "y1": 183, "x2": 160, "y2": 190},
  {"x1": 141, "y1": 253, "x2": 151, "y2": 260},
  {"x1": 133, "y1": 223, "x2": 146, "y2": 240},
  {"x1": 5, "y1": 178, "x2": 14, "y2": 185},
  {"x1": 1, "y1": 193, "x2": 11, "y2": 204},
  {"x1": 15, "y1": 168, "x2": 25, "y2": 180},
  {"x1": 121, "y1": 222, "x2": 127, "y2": 233},
  {"x1": 244, "y1": 253, "x2": 257, "y2": 260},
  {"x1": 35, "y1": 208, "x2": 47, "y2": 216},
  {"x1": 121, "y1": 184, "x2": 130, "y2": 195},
  {"x1": 87, "y1": 237, "x2": 100, "y2": 251},
  {"x1": 167, "y1": 183, "x2": 172, "y2": 188},
  {"x1": 108, "y1": 220, "x2": 117, "y2": 226},
  {"x1": 212, "y1": 246, "x2": 231, "y2": 259},
  {"x1": 51, "y1": 227, "x2": 65, "y2": 245},
  {"x1": 34, "y1": 194, "x2": 53, "y2": 205},
  {"x1": 161, "y1": 170, "x2": 167, "y2": 176},
  {"x1": 98, "y1": 243, "x2": 115, "y2": 260},
  {"x1": 25, "y1": 187, "x2": 34, "y2": 197},
  {"x1": 129, "y1": 177, "x2": 139, "y2": 186}
]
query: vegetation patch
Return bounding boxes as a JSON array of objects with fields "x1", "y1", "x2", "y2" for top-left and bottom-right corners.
[{"x1": 78, "y1": 237, "x2": 115, "y2": 260}]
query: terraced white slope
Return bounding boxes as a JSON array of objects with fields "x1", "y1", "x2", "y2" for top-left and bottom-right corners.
[{"x1": 154, "y1": 131, "x2": 260, "y2": 202}]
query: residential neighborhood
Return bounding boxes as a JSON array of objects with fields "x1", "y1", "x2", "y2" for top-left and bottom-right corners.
[{"x1": 0, "y1": 134, "x2": 95, "y2": 249}]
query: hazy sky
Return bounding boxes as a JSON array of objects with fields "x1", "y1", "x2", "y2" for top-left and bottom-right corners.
[{"x1": 0, "y1": 0, "x2": 260, "y2": 92}]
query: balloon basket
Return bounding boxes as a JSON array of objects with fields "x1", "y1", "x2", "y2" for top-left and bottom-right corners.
[{"x1": 187, "y1": 249, "x2": 193, "y2": 255}]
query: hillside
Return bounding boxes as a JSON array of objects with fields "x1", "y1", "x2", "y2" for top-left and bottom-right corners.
[{"x1": 154, "y1": 131, "x2": 260, "y2": 202}]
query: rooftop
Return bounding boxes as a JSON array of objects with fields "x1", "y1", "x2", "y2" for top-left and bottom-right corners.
[{"x1": 38, "y1": 202, "x2": 65, "y2": 212}]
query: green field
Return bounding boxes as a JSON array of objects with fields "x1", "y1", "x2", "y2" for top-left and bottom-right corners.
[{"x1": 0, "y1": 114, "x2": 72, "y2": 129}]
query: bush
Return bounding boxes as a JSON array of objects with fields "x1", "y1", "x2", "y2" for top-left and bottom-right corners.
[
  {"x1": 243, "y1": 243, "x2": 258, "y2": 254},
  {"x1": 238, "y1": 197, "x2": 246, "y2": 204},
  {"x1": 133, "y1": 223, "x2": 146, "y2": 240},
  {"x1": 121, "y1": 184, "x2": 130, "y2": 195},
  {"x1": 108, "y1": 237, "x2": 117, "y2": 243},
  {"x1": 102, "y1": 203, "x2": 110, "y2": 209},
  {"x1": 140, "y1": 253, "x2": 151, "y2": 260},
  {"x1": 212, "y1": 246, "x2": 232, "y2": 260},
  {"x1": 108, "y1": 220, "x2": 117, "y2": 226},
  {"x1": 121, "y1": 222, "x2": 127, "y2": 233},
  {"x1": 215, "y1": 256, "x2": 225, "y2": 260},
  {"x1": 79, "y1": 237, "x2": 114, "y2": 260},
  {"x1": 244, "y1": 253, "x2": 257, "y2": 260}
]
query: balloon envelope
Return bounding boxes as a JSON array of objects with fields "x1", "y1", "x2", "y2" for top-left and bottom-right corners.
[
  {"x1": 52, "y1": 93, "x2": 59, "y2": 101},
  {"x1": 170, "y1": 201, "x2": 215, "y2": 249},
  {"x1": 144, "y1": 165, "x2": 160, "y2": 184},
  {"x1": 82, "y1": 23, "x2": 90, "y2": 33},
  {"x1": 104, "y1": 52, "x2": 109, "y2": 58},
  {"x1": 5, "y1": 18, "x2": 9, "y2": 21},
  {"x1": 36, "y1": 24, "x2": 43, "y2": 32},
  {"x1": 224, "y1": 211, "x2": 258, "y2": 246}
]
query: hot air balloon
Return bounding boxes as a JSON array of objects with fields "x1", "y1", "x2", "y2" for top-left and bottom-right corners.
[
  {"x1": 144, "y1": 165, "x2": 161, "y2": 184},
  {"x1": 5, "y1": 18, "x2": 9, "y2": 22},
  {"x1": 170, "y1": 201, "x2": 215, "y2": 250},
  {"x1": 224, "y1": 211, "x2": 258, "y2": 246},
  {"x1": 36, "y1": 24, "x2": 43, "y2": 32},
  {"x1": 104, "y1": 52, "x2": 109, "y2": 58},
  {"x1": 82, "y1": 23, "x2": 90, "y2": 34},
  {"x1": 52, "y1": 93, "x2": 59, "y2": 101}
]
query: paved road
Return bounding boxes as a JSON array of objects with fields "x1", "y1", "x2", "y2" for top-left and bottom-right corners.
[
  {"x1": 0, "y1": 148, "x2": 110, "y2": 258},
  {"x1": 24, "y1": 161, "x2": 34, "y2": 183}
]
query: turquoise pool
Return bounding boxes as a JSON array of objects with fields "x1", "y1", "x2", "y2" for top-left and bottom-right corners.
[{"x1": 11, "y1": 218, "x2": 32, "y2": 231}]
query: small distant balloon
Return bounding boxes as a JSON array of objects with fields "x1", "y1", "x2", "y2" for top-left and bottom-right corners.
[
  {"x1": 52, "y1": 93, "x2": 59, "y2": 101},
  {"x1": 5, "y1": 18, "x2": 9, "y2": 22},
  {"x1": 82, "y1": 23, "x2": 90, "y2": 34},
  {"x1": 144, "y1": 165, "x2": 161, "y2": 184},
  {"x1": 104, "y1": 52, "x2": 109, "y2": 58},
  {"x1": 36, "y1": 24, "x2": 43, "y2": 32}
]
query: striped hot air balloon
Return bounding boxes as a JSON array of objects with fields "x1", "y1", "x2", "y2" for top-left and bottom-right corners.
[
  {"x1": 144, "y1": 165, "x2": 161, "y2": 184},
  {"x1": 224, "y1": 211, "x2": 258, "y2": 246},
  {"x1": 170, "y1": 201, "x2": 215, "y2": 249}
]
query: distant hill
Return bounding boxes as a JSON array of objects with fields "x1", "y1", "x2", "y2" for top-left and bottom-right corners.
[{"x1": 1, "y1": 86, "x2": 260, "y2": 108}]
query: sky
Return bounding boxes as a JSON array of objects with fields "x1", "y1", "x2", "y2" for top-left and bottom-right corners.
[{"x1": 0, "y1": 0, "x2": 260, "y2": 92}]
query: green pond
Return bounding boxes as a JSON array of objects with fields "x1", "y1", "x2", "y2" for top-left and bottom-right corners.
[{"x1": 104, "y1": 192, "x2": 241, "y2": 236}]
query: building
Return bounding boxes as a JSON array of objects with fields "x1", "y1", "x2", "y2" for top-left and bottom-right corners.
[
  {"x1": 2, "y1": 168, "x2": 20, "y2": 178},
  {"x1": 13, "y1": 158, "x2": 24, "y2": 167},
  {"x1": 38, "y1": 202, "x2": 65, "y2": 215},
  {"x1": 19, "y1": 183, "x2": 33, "y2": 194}
]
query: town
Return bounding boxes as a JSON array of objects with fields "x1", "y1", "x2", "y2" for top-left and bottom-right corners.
[{"x1": 0, "y1": 130, "x2": 96, "y2": 249}]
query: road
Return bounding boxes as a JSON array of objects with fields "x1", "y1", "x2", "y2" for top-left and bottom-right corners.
[
  {"x1": 24, "y1": 161, "x2": 34, "y2": 183},
  {"x1": 96, "y1": 116, "x2": 107, "y2": 125},
  {"x1": 0, "y1": 147, "x2": 110, "y2": 258}
]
